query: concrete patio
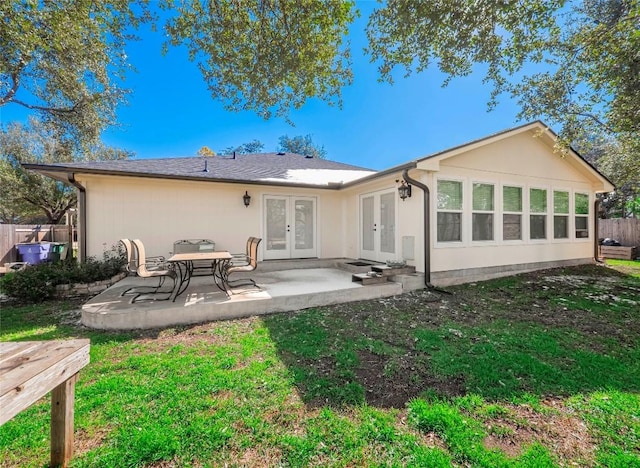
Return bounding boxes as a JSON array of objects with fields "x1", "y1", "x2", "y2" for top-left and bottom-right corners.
[{"x1": 82, "y1": 259, "x2": 425, "y2": 330}]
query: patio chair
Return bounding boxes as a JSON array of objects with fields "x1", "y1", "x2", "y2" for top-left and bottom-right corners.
[
  {"x1": 130, "y1": 239, "x2": 177, "y2": 302},
  {"x1": 223, "y1": 237, "x2": 262, "y2": 290},
  {"x1": 229, "y1": 237, "x2": 255, "y2": 266},
  {"x1": 118, "y1": 239, "x2": 167, "y2": 297},
  {"x1": 119, "y1": 239, "x2": 137, "y2": 276}
]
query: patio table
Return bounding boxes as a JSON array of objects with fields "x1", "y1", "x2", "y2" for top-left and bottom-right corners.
[
  {"x1": 0, "y1": 339, "x2": 90, "y2": 467},
  {"x1": 167, "y1": 251, "x2": 233, "y2": 300}
]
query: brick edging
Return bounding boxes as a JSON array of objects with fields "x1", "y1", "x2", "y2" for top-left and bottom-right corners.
[{"x1": 55, "y1": 272, "x2": 127, "y2": 298}]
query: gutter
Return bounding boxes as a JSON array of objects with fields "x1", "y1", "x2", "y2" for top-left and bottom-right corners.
[
  {"x1": 67, "y1": 174, "x2": 87, "y2": 262},
  {"x1": 401, "y1": 168, "x2": 432, "y2": 288},
  {"x1": 594, "y1": 198, "x2": 603, "y2": 264}
]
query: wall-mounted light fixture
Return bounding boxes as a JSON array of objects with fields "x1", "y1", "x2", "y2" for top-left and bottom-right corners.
[
  {"x1": 397, "y1": 179, "x2": 412, "y2": 201},
  {"x1": 243, "y1": 191, "x2": 252, "y2": 207}
]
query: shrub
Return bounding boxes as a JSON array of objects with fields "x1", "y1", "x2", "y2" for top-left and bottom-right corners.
[{"x1": 0, "y1": 247, "x2": 126, "y2": 303}]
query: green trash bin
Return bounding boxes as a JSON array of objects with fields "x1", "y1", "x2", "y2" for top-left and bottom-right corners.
[{"x1": 49, "y1": 243, "x2": 66, "y2": 262}]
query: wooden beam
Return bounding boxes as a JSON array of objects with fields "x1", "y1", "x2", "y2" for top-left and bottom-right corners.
[{"x1": 50, "y1": 373, "x2": 79, "y2": 467}]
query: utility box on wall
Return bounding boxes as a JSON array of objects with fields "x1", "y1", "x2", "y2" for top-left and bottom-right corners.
[{"x1": 402, "y1": 236, "x2": 415, "y2": 260}]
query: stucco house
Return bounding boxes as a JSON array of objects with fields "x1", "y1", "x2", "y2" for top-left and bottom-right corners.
[{"x1": 25, "y1": 121, "x2": 614, "y2": 286}]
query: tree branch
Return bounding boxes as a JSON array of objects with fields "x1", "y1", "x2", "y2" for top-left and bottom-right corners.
[
  {"x1": 9, "y1": 98, "x2": 84, "y2": 115},
  {"x1": 0, "y1": 71, "x2": 21, "y2": 106}
]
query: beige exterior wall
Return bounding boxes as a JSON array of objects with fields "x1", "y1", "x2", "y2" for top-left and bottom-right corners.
[
  {"x1": 76, "y1": 127, "x2": 607, "y2": 281},
  {"x1": 78, "y1": 174, "x2": 345, "y2": 260},
  {"x1": 427, "y1": 131, "x2": 597, "y2": 273}
]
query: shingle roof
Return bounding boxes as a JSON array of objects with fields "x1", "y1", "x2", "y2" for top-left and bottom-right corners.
[{"x1": 34, "y1": 153, "x2": 376, "y2": 187}]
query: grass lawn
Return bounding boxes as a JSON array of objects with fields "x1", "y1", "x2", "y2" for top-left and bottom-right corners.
[{"x1": 1, "y1": 261, "x2": 639, "y2": 467}]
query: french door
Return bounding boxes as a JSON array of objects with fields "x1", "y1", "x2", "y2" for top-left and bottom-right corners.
[
  {"x1": 360, "y1": 189, "x2": 397, "y2": 262},
  {"x1": 263, "y1": 195, "x2": 317, "y2": 260}
]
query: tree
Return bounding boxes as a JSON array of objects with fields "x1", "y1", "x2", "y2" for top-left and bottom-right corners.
[
  {"x1": 0, "y1": 0, "x2": 153, "y2": 145},
  {"x1": 278, "y1": 134, "x2": 327, "y2": 159},
  {"x1": 0, "y1": 119, "x2": 131, "y2": 224},
  {"x1": 575, "y1": 134, "x2": 639, "y2": 217},
  {"x1": 164, "y1": 0, "x2": 356, "y2": 121},
  {"x1": 218, "y1": 139, "x2": 265, "y2": 155},
  {"x1": 197, "y1": 146, "x2": 216, "y2": 157},
  {"x1": 366, "y1": 0, "x2": 639, "y2": 194}
]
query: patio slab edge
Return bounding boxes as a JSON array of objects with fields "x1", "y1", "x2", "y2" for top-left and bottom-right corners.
[{"x1": 81, "y1": 280, "x2": 403, "y2": 330}]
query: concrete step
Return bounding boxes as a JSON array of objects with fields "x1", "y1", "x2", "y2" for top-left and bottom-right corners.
[
  {"x1": 371, "y1": 265, "x2": 416, "y2": 276},
  {"x1": 351, "y1": 272, "x2": 389, "y2": 285}
]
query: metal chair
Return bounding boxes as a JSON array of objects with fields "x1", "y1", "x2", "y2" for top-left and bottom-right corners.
[
  {"x1": 130, "y1": 239, "x2": 177, "y2": 302},
  {"x1": 223, "y1": 237, "x2": 262, "y2": 290},
  {"x1": 118, "y1": 239, "x2": 168, "y2": 297}
]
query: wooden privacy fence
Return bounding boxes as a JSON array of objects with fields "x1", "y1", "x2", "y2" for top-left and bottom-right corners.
[
  {"x1": 598, "y1": 218, "x2": 640, "y2": 247},
  {"x1": 0, "y1": 224, "x2": 75, "y2": 265}
]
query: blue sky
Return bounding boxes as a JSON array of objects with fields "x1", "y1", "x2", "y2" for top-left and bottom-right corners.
[{"x1": 2, "y1": 2, "x2": 526, "y2": 171}]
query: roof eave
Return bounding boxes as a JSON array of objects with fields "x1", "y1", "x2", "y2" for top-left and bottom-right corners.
[
  {"x1": 341, "y1": 161, "x2": 418, "y2": 189},
  {"x1": 21, "y1": 163, "x2": 356, "y2": 190}
]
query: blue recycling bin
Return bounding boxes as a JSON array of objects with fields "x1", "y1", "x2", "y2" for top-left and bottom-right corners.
[{"x1": 16, "y1": 242, "x2": 53, "y2": 265}]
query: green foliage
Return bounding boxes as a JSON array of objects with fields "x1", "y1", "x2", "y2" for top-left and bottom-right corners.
[
  {"x1": 626, "y1": 196, "x2": 640, "y2": 218},
  {"x1": 0, "y1": 251, "x2": 126, "y2": 303},
  {"x1": 367, "y1": 0, "x2": 639, "y2": 195},
  {"x1": 218, "y1": 139, "x2": 265, "y2": 155},
  {"x1": 0, "y1": 0, "x2": 153, "y2": 144},
  {"x1": 0, "y1": 118, "x2": 131, "y2": 223},
  {"x1": 164, "y1": 0, "x2": 357, "y2": 121},
  {"x1": 278, "y1": 134, "x2": 327, "y2": 159}
]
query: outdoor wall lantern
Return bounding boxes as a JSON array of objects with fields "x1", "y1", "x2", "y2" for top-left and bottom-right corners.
[
  {"x1": 397, "y1": 179, "x2": 412, "y2": 201},
  {"x1": 243, "y1": 191, "x2": 252, "y2": 207}
]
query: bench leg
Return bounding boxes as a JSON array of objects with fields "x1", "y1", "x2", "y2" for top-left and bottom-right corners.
[{"x1": 51, "y1": 373, "x2": 79, "y2": 467}]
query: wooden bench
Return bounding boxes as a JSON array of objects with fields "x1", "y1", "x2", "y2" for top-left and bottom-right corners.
[{"x1": 0, "y1": 340, "x2": 90, "y2": 467}]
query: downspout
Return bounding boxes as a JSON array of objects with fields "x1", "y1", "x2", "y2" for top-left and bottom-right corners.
[
  {"x1": 401, "y1": 169, "x2": 432, "y2": 288},
  {"x1": 67, "y1": 174, "x2": 86, "y2": 262},
  {"x1": 594, "y1": 198, "x2": 603, "y2": 263}
]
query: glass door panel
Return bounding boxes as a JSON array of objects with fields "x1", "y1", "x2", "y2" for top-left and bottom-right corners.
[
  {"x1": 360, "y1": 190, "x2": 397, "y2": 262},
  {"x1": 380, "y1": 192, "x2": 396, "y2": 255},
  {"x1": 292, "y1": 197, "x2": 316, "y2": 257},
  {"x1": 264, "y1": 195, "x2": 316, "y2": 259}
]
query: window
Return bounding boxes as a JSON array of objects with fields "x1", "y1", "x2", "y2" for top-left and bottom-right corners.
[
  {"x1": 472, "y1": 183, "x2": 494, "y2": 241},
  {"x1": 530, "y1": 188, "x2": 547, "y2": 239},
  {"x1": 503, "y1": 186, "x2": 522, "y2": 240},
  {"x1": 575, "y1": 193, "x2": 589, "y2": 238},
  {"x1": 553, "y1": 191, "x2": 569, "y2": 239},
  {"x1": 437, "y1": 180, "x2": 462, "y2": 242}
]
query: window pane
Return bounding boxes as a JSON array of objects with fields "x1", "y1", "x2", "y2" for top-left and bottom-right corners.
[
  {"x1": 437, "y1": 180, "x2": 462, "y2": 210},
  {"x1": 554, "y1": 191, "x2": 569, "y2": 214},
  {"x1": 554, "y1": 215, "x2": 568, "y2": 239},
  {"x1": 472, "y1": 213, "x2": 493, "y2": 241},
  {"x1": 530, "y1": 188, "x2": 547, "y2": 213},
  {"x1": 503, "y1": 186, "x2": 522, "y2": 212},
  {"x1": 530, "y1": 215, "x2": 546, "y2": 239},
  {"x1": 575, "y1": 216, "x2": 589, "y2": 238},
  {"x1": 575, "y1": 193, "x2": 589, "y2": 214},
  {"x1": 473, "y1": 183, "x2": 494, "y2": 211},
  {"x1": 503, "y1": 214, "x2": 521, "y2": 240},
  {"x1": 437, "y1": 212, "x2": 461, "y2": 242}
]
